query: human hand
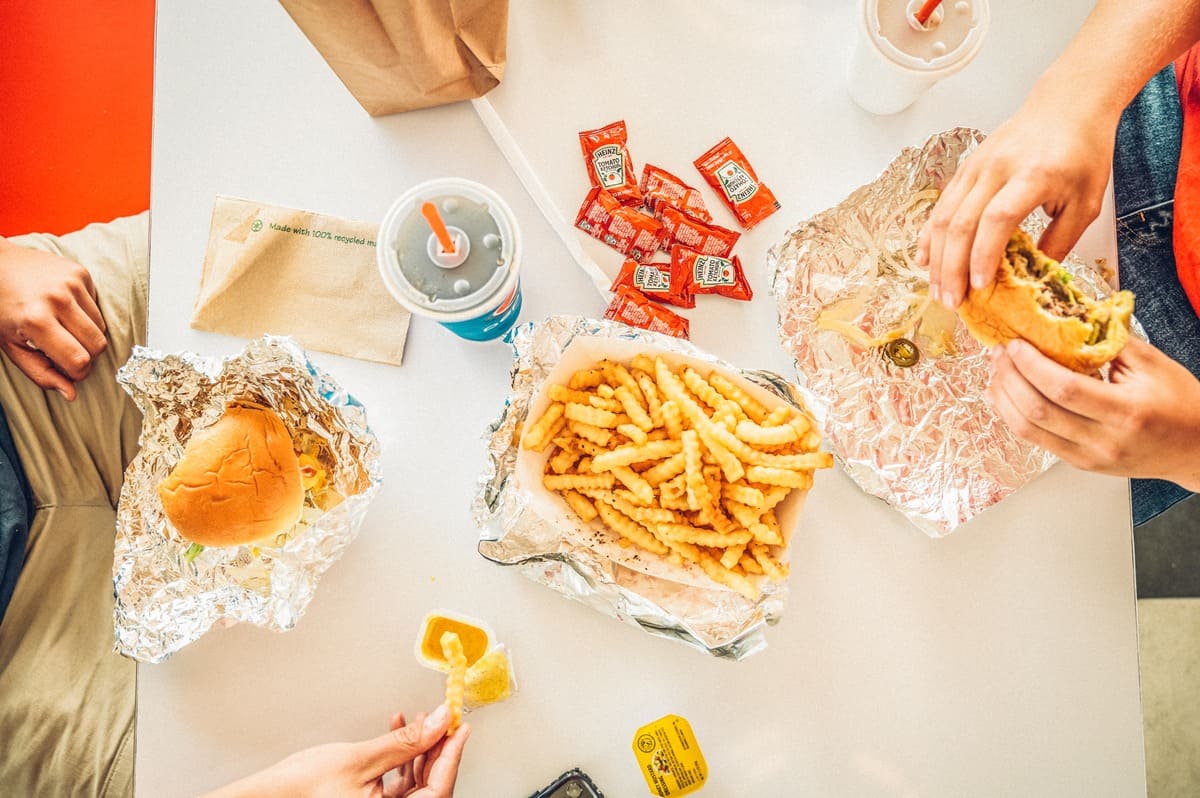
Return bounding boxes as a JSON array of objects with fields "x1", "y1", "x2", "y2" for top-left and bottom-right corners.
[
  {"x1": 917, "y1": 82, "x2": 1118, "y2": 309},
  {"x1": 986, "y1": 337, "x2": 1200, "y2": 491},
  {"x1": 0, "y1": 238, "x2": 107, "y2": 400},
  {"x1": 204, "y1": 704, "x2": 470, "y2": 798}
]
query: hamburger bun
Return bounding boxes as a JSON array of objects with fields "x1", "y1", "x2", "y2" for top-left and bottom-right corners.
[
  {"x1": 958, "y1": 229, "x2": 1134, "y2": 373},
  {"x1": 157, "y1": 403, "x2": 303, "y2": 547}
]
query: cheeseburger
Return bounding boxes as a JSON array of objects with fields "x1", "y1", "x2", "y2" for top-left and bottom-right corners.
[
  {"x1": 157, "y1": 403, "x2": 304, "y2": 548},
  {"x1": 958, "y1": 229, "x2": 1134, "y2": 372}
]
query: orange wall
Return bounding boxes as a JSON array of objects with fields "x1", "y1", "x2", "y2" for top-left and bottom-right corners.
[{"x1": 0, "y1": 1, "x2": 155, "y2": 237}]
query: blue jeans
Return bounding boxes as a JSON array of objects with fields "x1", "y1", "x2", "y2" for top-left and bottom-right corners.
[{"x1": 1113, "y1": 65, "x2": 1200, "y2": 525}]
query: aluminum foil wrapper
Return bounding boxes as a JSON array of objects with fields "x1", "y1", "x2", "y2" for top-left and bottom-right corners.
[
  {"x1": 769, "y1": 128, "x2": 1138, "y2": 537},
  {"x1": 114, "y1": 335, "x2": 380, "y2": 663},
  {"x1": 472, "y1": 316, "x2": 810, "y2": 661}
]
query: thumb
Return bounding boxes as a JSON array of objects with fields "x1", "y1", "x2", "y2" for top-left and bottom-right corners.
[
  {"x1": 4, "y1": 344, "x2": 75, "y2": 400},
  {"x1": 354, "y1": 704, "x2": 451, "y2": 780}
]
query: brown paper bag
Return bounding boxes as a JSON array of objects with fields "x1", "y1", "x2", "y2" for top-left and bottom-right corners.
[
  {"x1": 280, "y1": 0, "x2": 508, "y2": 116},
  {"x1": 192, "y1": 196, "x2": 410, "y2": 365}
]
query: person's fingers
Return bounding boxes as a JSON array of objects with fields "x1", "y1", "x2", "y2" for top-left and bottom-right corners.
[
  {"x1": 70, "y1": 280, "x2": 106, "y2": 334},
  {"x1": 57, "y1": 301, "x2": 108, "y2": 359},
  {"x1": 386, "y1": 713, "x2": 415, "y2": 798},
  {"x1": 1003, "y1": 339, "x2": 1114, "y2": 420},
  {"x1": 354, "y1": 705, "x2": 451, "y2": 781},
  {"x1": 3, "y1": 343, "x2": 76, "y2": 400},
  {"x1": 24, "y1": 318, "x2": 92, "y2": 381},
  {"x1": 1036, "y1": 198, "x2": 1101, "y2": 262},
  {"x1": 936, "y1": 177, "x2": 1006, "y2": 308},
  {"x1": 923, "y1": 168, "x2": 979, "y2": 297},
  {"x1": 968, "y1": 178, "x2": 1045, "y2": 291},
  {"x1": 410, "y1": 724, "x2": 471, "y2": 798},
  {"x1": 985, "y1": 374, "x2": 1088, "y2": 465},
  {"x1": 989, "y1": 346, "x2": 1101, "y2": 442}
]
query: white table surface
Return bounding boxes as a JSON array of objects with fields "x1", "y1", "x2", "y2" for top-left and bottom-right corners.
[{"x1": 140, "y1": 1, "x2": 1146, "y2": 795}]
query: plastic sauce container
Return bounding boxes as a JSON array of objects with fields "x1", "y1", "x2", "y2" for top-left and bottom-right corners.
[
  {"x1": 847, "y1": 0, "x2": 990, "y2": 115},
  {"x1": 378, "y1": 178, "x2": 523, "y2": 341}
]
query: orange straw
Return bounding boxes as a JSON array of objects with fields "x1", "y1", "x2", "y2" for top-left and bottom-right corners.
[
  {"x1": 421, "y1": 201, "x2": 456, "y2": 253},
  {"x1": 914, "y1": 0, "x2": 944, "y2": 25}
]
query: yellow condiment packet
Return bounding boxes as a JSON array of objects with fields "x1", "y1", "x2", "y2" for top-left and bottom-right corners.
[
  {"x1": 632, "y1": 714, "x2": 707, "y2": 796},
  {"x1": 464, "y1": 646, "x2": 514, "y2": 707}
]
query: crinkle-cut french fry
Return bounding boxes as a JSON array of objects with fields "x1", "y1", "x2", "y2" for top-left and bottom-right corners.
[
  {"x1": 642, "y1": 453, "x2": 686, "y2": 487},
  {"x1": 701, "y1": 448, "x2": 717, "y2": 466},
  {"x1": 789, "y1": 413, "x2": 813, "y2": 436},
  {"x1": 738, "y1": 553, "x2": 764, "y2": 574},
  {"x1": 545, "y1": 416, "x2": 568, "y2": 446},
  {"x1": 548, "y1": 384, "x2": 595, "y2": 405},
  {"x1": 720, "y1": 541, "x2": 748, "y2": 570},
  {"x1": 596, "y1": 383, "x2": 616, "y2": 398},
  {"x1": 695, "y1": 427, "x2": 745, "y2": 482},
  {"x1": 570, "y1": 437, "x2": 605, "y2": 458},
  {"x1": 681, "y1": 430, "x2": 710, "y2": 513},
  {"x1": 617, "y1": 423, "x2": 648, "y2": 446},
  {"x1": 592, "y1": 493, "x2": 679, "y2": 526},
  {"x1": 630, "y1": 353, "x2": 656, "y2": 374},
  {"x1": 589, "y1": 439, "x2": 683, "y2": 472},
  {"x1": 755, "y1": 450, "x2": 833, "y2": 470},
  {"x1": 602, "y1": 360, "x2": 644, "y2": 406},
  {"x1": 569, "y1": 368, "x2": 606, "y2": 390},
  {"x1": 551, "y1": 435, "x2": 578, "y2": 453},
  {"x1": 761, "y1": 405, "x2": 794, "y2": 427},
  {"x1": 543, "y1": 472, "x2": 615, "y2": 491},
  {"x1": 723, "y1": 482, "x2": 764, "y2": 508},
  {"x1": 646, "y1": 429, "x2": 670, "y2": 441},
  {"x1": 441, "y1": 632, "x2": 467, "y2": 733},
  {"x1": 588, "y1": 395, "x2": 624, "y2": 413},
  {"x1": 744, "y1": 466, "x2": 814, "y2": 489},
  {"x1": 655, "y1": 523, "x2": 750, "y2": 549},
  {"x1": 736, "y1": 419, "x2": 800, "y2": 446},
  {"x1": 562, "y1": 490, "x2": 599, "y2": 522},
  {"x1": 725, "y1": 498, "x2": 765, "y2": 529},
  {"x1": 634, "y1": 372, "x2": 664, "y2": 428},
  {"x1": 696, "y1": 550, "x2": 759, "y2": 600},
  {"x1": 661, "y1": 399, "x2": 683, "y2": 440},
  {"x1": 708, "y1": 372, "x2": 770, "y2": 423},
  {"x1": 523, "y1": 402, "x2": 565, "y2": 451},
  {"x1": 549, "y1": 446, "x2": 581, "y2": 474},
  {"x1": 611, "y1": 466, "x2": 654, "y2": 505},
  {"x1": 575, "y1": 456, "x2": 592, "y2": 474},
  {"x1": 659, "y1": 472, "x2": 687, "y2": 499},
  {"x1": 749, "y1": 520, "x2": 783, "y2": 545},
  {"x1": 660, "y1": 493, "x2": 692, "y2": 511},
  {"x1": 681, "y1": 367, "x2": 725, "y2": 411},
  {"x1": 750, "y1": 541, "x2": 788, "y2": 581},
  {"x1": 567, "y1": 420, "x2": 613, "y2": 447},
  {"x1": 802, "y1": 430, "x2": 822, "y2": 451},
  {"x1": 596, "y1": 501, "x2": 668, "y2": 555},
  {"x1": 756, "y1": 485, "x2": 790, "y2": 512},
  {"x1": 565, "y1": 402, "x2": 628, "y2": 429},
  {"x1": 614, "y1": 386, "x2": 653, "y2": 432}
]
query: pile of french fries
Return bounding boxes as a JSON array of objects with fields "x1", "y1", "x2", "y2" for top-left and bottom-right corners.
[{"x1": 522, "y1": 353, "x2": 832, "y2": 600}]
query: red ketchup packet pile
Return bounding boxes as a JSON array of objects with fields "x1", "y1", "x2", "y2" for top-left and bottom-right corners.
[{"x1": 575, "y1": 122, "x2": 777, "y2": 338}]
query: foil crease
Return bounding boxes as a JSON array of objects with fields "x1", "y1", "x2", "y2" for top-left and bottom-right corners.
[
  {"x1": 472, "y1": 316, "x2": 809, "y2": 660},
  {"x1": 114, "y1": 335, "x2": 380, "y2": 663},
  {"x1": 768, "y1": 127, "x2": 1134, "y2": 537}
]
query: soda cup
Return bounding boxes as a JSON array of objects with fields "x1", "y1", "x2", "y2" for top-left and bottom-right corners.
[
  {"x1": 378, "y1": 178, "x2": 523, "y2": 341},
  {"x1": 848, "y1": 0, "x2": 990, "y2": 116}
]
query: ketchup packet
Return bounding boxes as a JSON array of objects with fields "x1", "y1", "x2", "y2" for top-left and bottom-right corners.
[
  {"x1": 580, "y1": 120, "x2": 643, "y2": 206},
  {"x1": 610, "y1": 258, "x2": 696, "y2": 309},
  {"x1": 693, "y1": 137, "x2": 780, "y2": 230},
  {"x1": 604, "y1": 286, "x2": 690, "y2": 339},
  {"x1": 641, "y1": 164, "x2": 712, "y2": 223},
  {"x1": 672, "y1": 245, "x2": 753, "y2": 301},
  {"x1": 575, "y1": 187, "x2": 665, "y2": 263},
  {"x1": 659, "y1": 206, "x2": 740, "y2": 257}
]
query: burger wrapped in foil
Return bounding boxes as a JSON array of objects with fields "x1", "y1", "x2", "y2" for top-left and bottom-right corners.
[
  {"x1": 768, "y1": 127, "x2": 1136, "y2": 537},
  {"x1": 473, "y1": 316, "x2": 818, "y2": 661},
  {"x1": 114, "y1": 335, "x2": 380, "y2": 663}
]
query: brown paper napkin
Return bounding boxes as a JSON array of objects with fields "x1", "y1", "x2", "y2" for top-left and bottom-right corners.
[{"x1": 192, "y1": 195, "x2": 410, "y2": 365}]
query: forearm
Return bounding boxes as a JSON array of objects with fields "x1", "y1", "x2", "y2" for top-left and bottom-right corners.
[{"x1": 1031, "y1": 0, "x2": 1200, "y2": 124}]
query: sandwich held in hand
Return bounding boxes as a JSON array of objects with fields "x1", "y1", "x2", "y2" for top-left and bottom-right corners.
[
  {"x1": 157, "y1": 403, "x2": 308, "y2": 548},
  {"x1": 958, "y1": 229, "x2": 1135, "y2": 372}
]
